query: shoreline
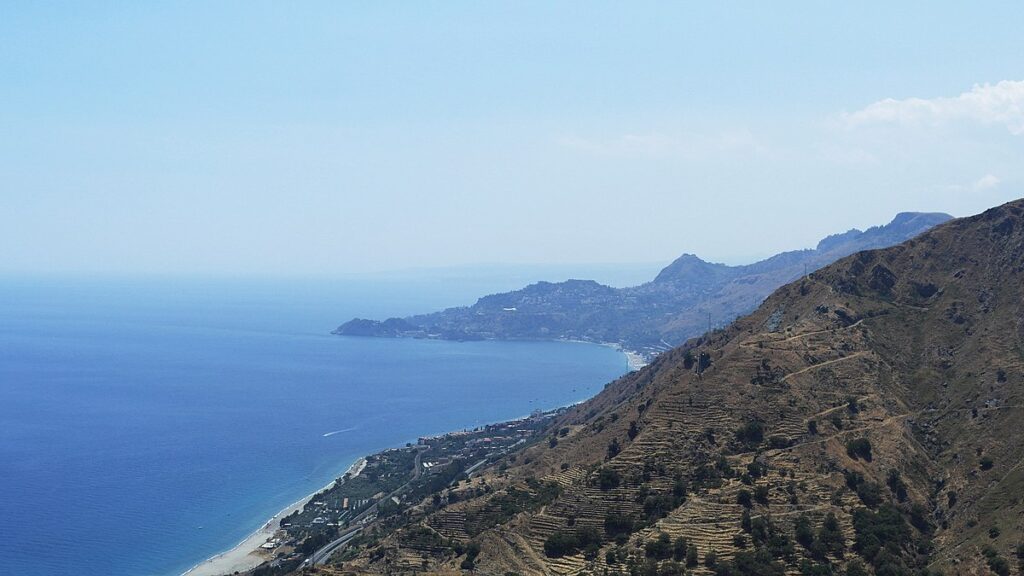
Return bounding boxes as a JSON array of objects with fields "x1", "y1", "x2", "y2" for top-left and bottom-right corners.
[
  {"x1": 182, "y1": 457, "x2": 367, "y2": 576},
  {"x1": 552, "y1": 338, "x2": 648, "y2": 372},
  {"x1": 580, "y1": 340, "x2": 649, "y2": 371},
  {"x1": 620, "y1": 348, "x2": 648, "y2": 371},
  {"x1": 182, "y1": 339, "x2": 633, "y2": 576},
  {"x1": 339, "y1": 332, "x2": 651, "y2": 373}
]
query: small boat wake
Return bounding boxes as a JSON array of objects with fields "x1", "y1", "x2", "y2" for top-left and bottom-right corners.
[{"x1": 322, "y1": 426, "x2": 357, "y2": 437}]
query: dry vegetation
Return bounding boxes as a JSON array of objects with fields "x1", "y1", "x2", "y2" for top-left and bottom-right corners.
[{"x1": 299, "y1": 199, "x2": 1024, "y2": 576}]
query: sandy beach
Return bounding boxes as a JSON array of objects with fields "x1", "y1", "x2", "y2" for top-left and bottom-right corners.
[
  {"x1": 597, "y1": 342, "x2": 648, "y2": 371},
  {"x1": 557, "y1": 338, "x2": 649, "y2": 372},
  {"x1": 622, "y1": 349, "x2": 648, "y2": 371},
  {"x1": 182, "y1": 457, "x2": 367, "y2": 576}
]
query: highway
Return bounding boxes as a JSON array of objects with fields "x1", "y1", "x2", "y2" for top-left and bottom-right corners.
[{"x1": 310, "y1": 446, "x2": 427, "y2": 566}]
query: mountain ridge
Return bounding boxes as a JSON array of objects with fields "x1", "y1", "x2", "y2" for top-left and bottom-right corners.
[
  {"x1": 334, "y1": 212, "x2": 953, "y2": 358},
  {"x1": 309, "y1": 198, "x2": 1024, "y2": 576}
]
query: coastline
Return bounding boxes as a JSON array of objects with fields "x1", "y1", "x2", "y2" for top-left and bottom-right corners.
[
  {"x1": 620, "y1": 348, "x2": 648, "y2": 371},
  {"x1": 552, "y1": 338, "x2": 648, "y2": 372},
  {"x1": 182, "y1": 338, "x2": 632, "y2": 576},
  {"x1": 340, "y1": 331, "x2": 650, "y2": 373},
  {"x1": 182, "y1": 457, "x2": 367, "y2": 576},
  {"x1": 594, "y1": 341, "x2": 648, "y2": 371}
]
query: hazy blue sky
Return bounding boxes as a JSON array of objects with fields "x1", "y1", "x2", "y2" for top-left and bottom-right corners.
[{"x1": 3, "y1": 2, "x2": 1023, "y2": 276}]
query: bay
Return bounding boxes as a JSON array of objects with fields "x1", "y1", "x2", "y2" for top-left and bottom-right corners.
[{"x1": 0, "y1": 275, "x2": 627, "y2": 576}]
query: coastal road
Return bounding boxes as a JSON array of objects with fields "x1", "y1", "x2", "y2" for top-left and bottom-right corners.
[
  {"x1": 311, "y1": 446, "x2": 428, "y2": 566},
  {"x1": 464, "y1": 458, "x2": 489, "y2": 477},
  {"x1": 308, "y1": 526, "x2": 363, "y2": 565}
]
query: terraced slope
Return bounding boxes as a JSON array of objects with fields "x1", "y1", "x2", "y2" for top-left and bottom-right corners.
[{"x1": 313, "y1": 199, "x2": 1024, "y2": 576}]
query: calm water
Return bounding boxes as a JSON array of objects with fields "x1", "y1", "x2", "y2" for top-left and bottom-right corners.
[{"x1": 0, "y1": 276, "x2": 627, "y2": 576}]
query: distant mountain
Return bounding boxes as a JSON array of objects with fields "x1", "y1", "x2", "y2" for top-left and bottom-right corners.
[
  {"x1": 335, "y1": 212, "x2": 952, "y2": 358},
  {"x1": 313, "y1": 198, "x2": 1024, "y2": 576}
]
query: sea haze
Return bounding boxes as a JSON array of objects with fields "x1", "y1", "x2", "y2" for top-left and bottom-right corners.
[{"x1": 0, "y1": 275, "x2": 628, "y2": 576}]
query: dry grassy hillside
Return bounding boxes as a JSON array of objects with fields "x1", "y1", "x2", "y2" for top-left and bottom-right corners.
[{"x1": 312, "y1": 199, "x2": 1024, "y2": 576}]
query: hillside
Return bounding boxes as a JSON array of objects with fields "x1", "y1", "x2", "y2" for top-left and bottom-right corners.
[
  {"x1": 334, "y1": 212, "x2": 952, "y2": 358},
  {"x1": 303, "y1": 199, "x2": 1024, "y2": 576}
]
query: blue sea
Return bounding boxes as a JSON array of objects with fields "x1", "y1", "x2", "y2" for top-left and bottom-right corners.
[{"x1": 0, "y1": 275, "x2": 627, "y2": 576}]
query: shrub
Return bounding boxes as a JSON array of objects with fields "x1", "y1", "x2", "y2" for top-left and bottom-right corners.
[
  {"x1": 544, "y1": 526, "x2": 600, "y2": 559},
  {"x1": 598, "y1": 467, "x2": 621, "y2": 490},
  {"x1": 807, "y1": 420, "x2": 818, "y2": 435},
  {"x1": 645, "y1": 532, "x2": 673, "y2": 559},
  {"x1": 576, "y1": 525, "x2": 602, "y2": 559},
  {"x1": 980, "y1": 456, "x2": 994, "y2": 470},
  {"x1": 628, "y1": 421, "x2": 640, "y2": 440},
  {"x1": 886, "y1": 469, "x2": 908, "y2": 502},
  {"x1": 672, "y1": 477, "x2": 688, "y2": 499},
  {"x1": 460, "y1": 541, "x2": 481, "y2": 570},
  {"x1": 754, "y1": 485, "x2": 770, "y2": 505},
  {"x1": 686, "y1": 543, "x2": 699, "y2": 567},
  {"x1": 852, "y1": 504, "x2": 909, "y2": 565},
  {"x1": 845, "y1": 559, "x2": 868, "y2": 576},
  {"x1": 728, "y1": 548, "x2": 785, "y2": 576},
  {"x1": 750, "y1": 517, "x2": 772, "y2": 546},
  {"x1": 856, "y1": 481, "x2": 882, "y2": 508},
  {"x1": 672, "y1": 536, "x2": 687, "y2": 561},
  {"x1": 908, "y1": 502, "x2": 932, "y2": 533},
  {"x1": 737, "y1": 489, "x2": 753, "y2": 508},
  {"x1": 818, "y1": 512, "x2": 845, "y2": 556},
  {"x1": 543, "y1": 531, "x2": 576, "y2": 557},
  {"x1": 736, "y1": 420, "x2": 765, "y2": 445},
  {"x1": 747, "y1": 460, "x2": 768, "y2": 478},
  {"x1": 660, "y1": 561, "x2": 685, "y2": 575},
  {"x1": 831, "y1": 413, "x2": 844, "y2": 430},
  {"x1": 607, "y1": 438, "x2": 621, "y2": 459},
  {"x1": 643, "y1": 494, "x2": 678, "y2": 521},
  {"x1": 794, "y1": 514, "x2": 814, "y2": 548},
  {"x1": 988, "y1": 555, "x2": 1011, "y2": 576},
  {"x1": 845, "y1": 438, "x2": 873, "y2": 461},
  {"x1": 604, "y1": 511, "x2": 634, "y2": 538},
  {"x1": 704, "y1": 549, "x2": 718, "y2": 568},
  {"x1": 798, "y1": 560, "x2": 834, "y2": 575},
  {"x1": 844, "y1": 469, "x2": 864, "y2": 490}
]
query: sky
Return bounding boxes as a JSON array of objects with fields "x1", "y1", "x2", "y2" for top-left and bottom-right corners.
[{"x1": 3, "y1": 2, "x2": 1024, "y2": 276}]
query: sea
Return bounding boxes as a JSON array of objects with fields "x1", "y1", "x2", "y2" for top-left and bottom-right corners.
[{"x1": 0, "y1": 273, "x2": 630, "y2": 576}]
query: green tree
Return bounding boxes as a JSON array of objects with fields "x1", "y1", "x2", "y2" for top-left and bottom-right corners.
[
  {"x1": 845, "y1": 438, "x2": 873, "y2": 461},
  {"x1": 794, "y1": 514, "x2": 814, "y2": 549},
  {"x1": 598, "y1": 467, "x2": 621, "y2": 490},
  {"x1": 686, "y1": 543, "x2": 699, "y2": 567},
  {"x1": 607, "y1": 438, "x2": 621, "y2": 459},
  {"x1": 738, "y1": 489, "x2": 753, "y2": 508},
  {"x1": 818, "y1": 513, "x2": 845, "y2": 556}
]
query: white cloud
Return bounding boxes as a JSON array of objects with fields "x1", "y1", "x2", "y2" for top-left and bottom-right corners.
[
  {"x1": 841, "y1": 80, "x2": 1024, "y2": 135},
  {"x1": 941, "y1": 174, "x2": 1003, "y2": 194},
  {"x1": 972, "y1": 173, "x2": 1001, "y2": 191}
]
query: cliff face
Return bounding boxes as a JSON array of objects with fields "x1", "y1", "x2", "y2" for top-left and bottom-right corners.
[
  {"x1": 323, "y1": 200, "x2": 1024, "y2": 575},
  {"x1": 334, "y1": 212, "x2": 952, "y2": 357}
]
